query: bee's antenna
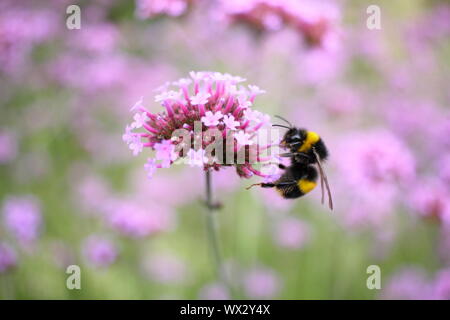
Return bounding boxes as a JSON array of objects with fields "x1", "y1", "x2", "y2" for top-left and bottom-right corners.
[
  {"x1": 312, "y1": 148, "x2": 333, "y2": 211},
  {"x1": 272, "y1": 124, "x2": 291, "y2": 129},
  {"x1": 274, "y1": 115, "x2": 292, "y2": 128}
]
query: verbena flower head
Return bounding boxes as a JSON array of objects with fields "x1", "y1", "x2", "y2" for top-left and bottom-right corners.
[
  {"x1": 141, "y1": 252, "x2": 187, "y2": 285},
  {"x1": 82, "y1": 235, "x2": 118, "y2": 268},
  {"x1": 381, "y1": 267, "x2": 432, "y2": 300},
  {"x1": 2, "y1": 195, "x2": 42, "y2": 245},
  {"x1": 0, "y1": 242, "x2": 17, "y2": 273},
  {"x1": 243, "y1": 266, "x2": 282, "y2": 299},
  {"x1": 135, "y1": 0, "x2": 193, "y2": 19},
  {"x1": 123, "y1": 71, "x2": 277, "y2": 179},
  {"x1": 198, "y1": 282, "x2": 230, "y2": 300},
  {"x1": 218, "y1": 0, "x2": 340, "y2": 48}
]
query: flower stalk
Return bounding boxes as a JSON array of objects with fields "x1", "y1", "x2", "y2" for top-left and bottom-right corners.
[{"x1": 204, "y1": 170, "x2": 225, "y2": 283}]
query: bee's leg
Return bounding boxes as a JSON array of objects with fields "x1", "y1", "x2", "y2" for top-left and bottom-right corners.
[
  {"x1": 246, "y1": 181, "x2": 297, "y2": 190},
  {"x1": 279, "y1": 152, "x2": 311, "y2": 160},
  {"x1": 261, "y1": 182, "x2": 276, "y2": 188},
  {"x1": 246, "y1": 182, "x2": 275, "y2": 190},
  {"x1": 278, "y1": 164, "x2": 287, "y2": 170},
  {"x1": 274, "y1": 181, "x2": 298, "y2": 187}
]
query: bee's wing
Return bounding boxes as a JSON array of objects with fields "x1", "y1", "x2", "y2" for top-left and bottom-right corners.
[{"x1": 312, "y1": 148, "x2": 333, "y2": 211}]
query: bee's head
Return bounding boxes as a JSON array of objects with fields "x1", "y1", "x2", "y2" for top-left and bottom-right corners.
[{"x1": 280, "y1": 128, "x2": 307, "y2": 150}]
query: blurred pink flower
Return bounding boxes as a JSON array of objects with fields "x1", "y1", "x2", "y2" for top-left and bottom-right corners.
[
  {"x1": 259, "y1": 187, "x2": 295, "y2": 212},
  {"x1": 243, "y1": 266, "x2": 282, "y2": 299},
  {"x1": 2, "y1": 195, "x2": 42, "y2": 245},
  {"x1": 336, "y1": 130, "x2": 416, "y2": 227},
  {"x1": 105, "y1": 200, "x2": 175, "y2": 238},
  {"x1": 409, "y1": 179, "x2": 450, "y2": 224},
  {"x1": 0, "y1": 130, "x2": 18, "y2": 164},
  {"x1": 385, "y1": 98, "x2": 441, "y2": 143},
  {"x1": 141, "y1": 253, "x2": 187, "y2": 284},
  {"x1": 198, "y1": 282, "x2": 230, "y2": 300},
  {"x1": 82, "y1": 235, "x2": 118, "y2": 268},
  {"x1": 73, "y1": 174, "x2": 111, "y2": 214},
  {"x1": 321, "y1": 87, "x2": 361, "y2": 117},
  {"x1": 438, "y1": 226, "x2": 450, "y2": 266},
  {"x1": 50, "y1": 54, "x2": 128, "y2": 92},
  {"x1": 69, "y1": 23, "x2": 119, "y2": 54},
  {"x1": 49, "y1": 241, "x2": 75, "y2": 270},
  {"x1": 273, "y1": 217, "x2": 311, "y2": 249},
  {"x1": 437, "y1": 154, "x2": 450, "y2": 186},
  {"x1": 0, "y1": 242, "x2": 17, "y2": 273},
  {"x1": 432, "y1": 268, "x2": 450, "y2": 300},
  {"x1": 0, "y1": 6, "x2": 57, "y2": 74},
  {"x1": 406, "y1": 4, "x2": 450, "y2": 48},
  {"x1": 297, "y1": 48, "x2": 346, "y2": 85},
  {"x1": 135, "y1": 0, "x2": 192, "y2": 19},
  {"x1": 381, "y1": 267, "x2": 433, "y2": 300},
  {"x1": 218, "y1": 0, "x2": 341, "y2": 48}
]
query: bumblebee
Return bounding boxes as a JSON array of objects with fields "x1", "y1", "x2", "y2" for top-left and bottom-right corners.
[{"x1": 247, "y1": 116, "x2": 333, "y2": 210}]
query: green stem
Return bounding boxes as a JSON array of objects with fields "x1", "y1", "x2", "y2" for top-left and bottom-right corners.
[{"x1": 204, "y1": 171, "x2": 225, "y2": 283}]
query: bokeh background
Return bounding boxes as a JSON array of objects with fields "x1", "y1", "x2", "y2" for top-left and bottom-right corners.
[{"x1": 1, "y1": 0, "x2": 450, "y2": 299}]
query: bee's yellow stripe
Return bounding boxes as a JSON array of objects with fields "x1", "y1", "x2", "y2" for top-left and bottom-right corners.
[
  {"x1": 298, "y1": 179, "x2": 317, "y2": 194},
  {"x1": 298, "y1": 131, "x2": 320, "y2": 153}
]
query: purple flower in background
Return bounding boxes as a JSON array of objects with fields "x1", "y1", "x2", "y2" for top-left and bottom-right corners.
[
  {"x1": 51, "y1": 54, "x2": 128, "y2": 92},
  {"x1": 381, "y1": 267, "x2": 433, "y2": 300},
  {"x1": 335, "y1": 130, "x2": 416, "y2": 226},
  {"x1": 217, "y1": 0, "x2": 341, "y2": 48},
  {"x1": 49, "y1": 241, "x2": 75, "y2": 270},
  {"x1": 409, "y1": 180, "x2": 450, "y2": 223},
  {"x1": 73, "y1": 174, "x2": 111, "y2": 214},
  {"x1": 273, "y1": 217, "x2": 311, "y2": 250},
  {"x1": 82, "y1": 235, "x2": 118, "y2": 268},
  {"x1": 437, "y1": 154, "x2": 450, "y2": 186},
  {"x1": 2, "y1": 195, "x2": 42, "y2": 244},
  {"x1": 0, "y1": 7, "x2": 57, "y2": 74},
  {"x1": 106, "y1": 200, "x2": 174, "y2": 238},
  {"x1": 438, "y1": 226, "x2": 450, "y2": 265},
  {"x1": 69, "y1": 23, "x2": 119, "y2": 54},
  {"x1": 135, "y1": 0, "x2": 193, "y2": 19},
  {"x1": 141, "y1": 253, "x2": 187, "y2": 285},
  {"x1": 243, "y1": 266, "x2": 282, "y2": 299},
  {"x1": 198, "y1": 282, "x2": 230, "y2": 300},
  {"x1": 432, "y1": 269, "x2": 450, "y2": 300},
  {"x1": 0, "y1": 130, "x2": 18, "y2": 164},
  {"x1": 0, "y1": 242, "x2": 17, "y2": 273}
]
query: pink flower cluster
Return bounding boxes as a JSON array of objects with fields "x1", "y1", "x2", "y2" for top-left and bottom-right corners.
[
  {"x1": 335, "y1": 130, "x2": 416, "y2": 227},
  {"x1": 2, "y1": 195, "x2": 42, "y2": 245},
  {"x1": 218, "y1": 0, "x2": 340, "y2": 47},
  {"x1": 0, "y1": 242, "x2": 17, "y2": 273},
  {"x1": 382, "y1": 267, "x2": 450, "y2": 300},
  {"x1": 0, "y1": 5, "x2": 57, "y2": 74},
  {"x1": 82, "y1": 235, "x2": 118, "y2": 268},
  {"x1": 123, "y1": 71, "x2": 276, "y2": 179},
  {"x1": 135, "y1": 0, "x2": 193, "y2": 19}
]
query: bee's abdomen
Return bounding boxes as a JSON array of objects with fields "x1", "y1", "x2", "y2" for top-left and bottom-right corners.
[
  {"x1": 297, "y1": 179, "x2": 317, "y2": 194},
  {"x1": 276, "y1": 184, "x2": 303, "y2": 199}
]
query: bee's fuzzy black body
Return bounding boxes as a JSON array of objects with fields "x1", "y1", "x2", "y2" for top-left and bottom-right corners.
[
  {"x1": 260, "y1": 162, "x2": 318, "y2": 199},
  {"x1": 282, "y1": 127, "x2": 328, "y2": 166},
  {"x1": 249, "y1": 116, "x2": 333, "y2": 209}
]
